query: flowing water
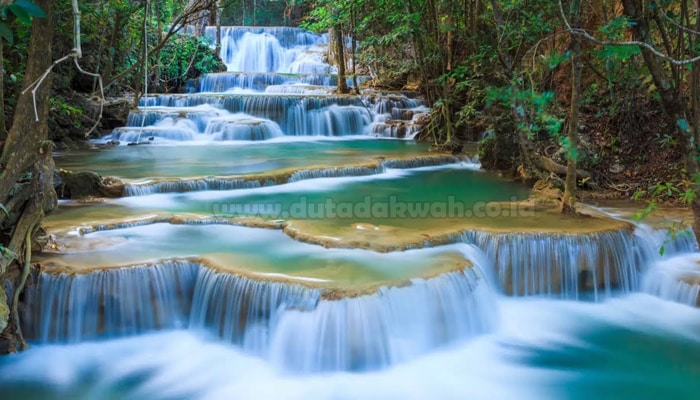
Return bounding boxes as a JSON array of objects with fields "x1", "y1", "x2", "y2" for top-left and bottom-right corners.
[{"x1": 3, "y1": 26, "x2": 700, "y2": 399}]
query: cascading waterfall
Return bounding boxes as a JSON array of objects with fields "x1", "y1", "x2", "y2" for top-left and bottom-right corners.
[
  {"x1": 269, "y1": 268, "x2": 496, "y2": 372},
  {"x1": 24, "y1": 260, "x2": 198, "y2": 343},
  {"x1": 22, "y1": 254, "x2": 497, "y2": 372},
  {"x1": 459, "y1": 226, "x2": 697, "y2": 299},
  {"x1": 188, "y1": 267, "x2": 321, "y2": 354},
  {"x1": 104, "y1": 26, "x2": 428, "y2": 143}
]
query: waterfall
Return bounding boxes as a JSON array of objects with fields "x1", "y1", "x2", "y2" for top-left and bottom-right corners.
[
  {"x1": 188, "y1": 267, "x2": 321, "y2": 354},
  {"x1": 228, "y1": 32, "x2": 286, "y2": 73},
  {"x1": 269, "y1": 268, "x2": 496, "y2": 372},
  {"x1": 381, "y1": 155, "x2": 462, "y2": 169},
  {"x1": 643, "y1": 253, "x2": 700, "y2": 306},
  {"x1": 287, "y1": 166, "x2": 385, "y2": 182},
  {"x1": 458, "y1": 227, "x2": 697, "y2": 299},
  {"x1": 124, "y1": 178, "x2": 263, "y2": 196},
  {"x1": 201, "y1": 73, "x2": 340, "y2": 93},
  {"x1": 24, "y1": 260, "x2": 198, "y2": 343},
  {"x1": 204, "y1": 114, "x2": 284, "y2": 141},
  {"x1": 103, "y1": 26, "x2": 427, "y2": 143},
  {"x1": 23, "y1": 254, "x2": 496, "y2": 372}
]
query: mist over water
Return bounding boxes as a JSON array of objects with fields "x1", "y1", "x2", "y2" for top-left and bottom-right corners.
[{"x1": 2, "y1": 295, "x2": 700, "y2": 400}]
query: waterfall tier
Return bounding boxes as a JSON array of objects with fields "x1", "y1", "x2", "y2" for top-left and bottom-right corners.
[
  {"x1": 24, "y1": 255, "x2": 494, "y2": 372},
  {"x1": 122, "y1": 155, "x2": 461, "y2": 196}
]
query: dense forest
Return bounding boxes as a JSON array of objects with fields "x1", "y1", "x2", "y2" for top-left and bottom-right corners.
[{"x1": 1, "y1": 0, "x2": 699, "y2": 349}]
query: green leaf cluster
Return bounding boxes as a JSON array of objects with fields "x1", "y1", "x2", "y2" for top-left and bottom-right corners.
[{"x1": 0, "y1": 0, "x2": 46, "y2": 44}]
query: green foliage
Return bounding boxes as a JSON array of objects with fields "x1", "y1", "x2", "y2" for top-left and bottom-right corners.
[
  {"x1": 598, "y1": 16, "x2": 636, "y2": 41},
  {"x1": 0, "y1": 0, "x2": 46, "y2": 44},
  {"x1": 50, "y1": 96, "x2": 84, "y2": 128},
  {"x1": 157, "y1": 34, "x2": 223, "y2": 89}
]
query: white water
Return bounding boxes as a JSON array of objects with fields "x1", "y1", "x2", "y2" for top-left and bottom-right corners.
[
  {"x1": 643, "y1": 253, "x2": 700, "y2": 306},
  {"x1": 104, "y1": 27, "x2": 428, "y2": 143},
  {"x1": 3, "y1": 294, "x2": 700, "y2": 400}
]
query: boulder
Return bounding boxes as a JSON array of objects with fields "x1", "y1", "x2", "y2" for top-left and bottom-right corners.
[{"x1": 55, "y1": 169, "x2": 124, "y2": 199}]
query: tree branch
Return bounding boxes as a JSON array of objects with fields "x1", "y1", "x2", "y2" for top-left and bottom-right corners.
[{"x1": 557, "y1": 0, "x2": 700, "y2": 65}]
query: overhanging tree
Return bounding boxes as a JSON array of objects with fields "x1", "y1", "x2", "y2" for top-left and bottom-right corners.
[{"x1": 0, "y1": 0, "x2": 55, "y2": 352}]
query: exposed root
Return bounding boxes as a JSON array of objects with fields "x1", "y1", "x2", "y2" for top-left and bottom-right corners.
[{"x1": 9, "y1": 229, "x2": 31, "y2": 351}]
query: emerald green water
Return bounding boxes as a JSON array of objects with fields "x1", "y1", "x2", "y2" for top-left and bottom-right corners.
[
  {"x1": 39, "y1": 223, "x2": 469, "y2": 284},
  {"x1": 47, "y1": 165, "x2": 528, "y2": 225},
  {"x1": 56, "y1": 140, "x2": 431, "y2": 179}
]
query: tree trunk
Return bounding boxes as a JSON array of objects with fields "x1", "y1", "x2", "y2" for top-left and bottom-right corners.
[
  {"x1": 0, "y1": 0, "x2": 57, "y2": 353},
  {"x1": 101, "y1": 12, "x2": 124, "y2": 87},
  {"x1": 561, "y1": 0, "x2": 582, "y2": 214},
  {"x1": 350, "y1": 7, "x2": 359, "y2": 94},
  {"x1": 335, "y1": 25, "x2": 349, "y2": 95},
  {"x1": 215, "y1": 0, "x2": 222, "y2": 55},
  {"x1": 0, "y1": 37, "x2": 6, "y2": 140}
]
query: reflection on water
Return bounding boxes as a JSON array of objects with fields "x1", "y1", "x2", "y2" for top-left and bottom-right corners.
[{"x1": 1, "y1": 295, "x2": 699, "y2": 400}]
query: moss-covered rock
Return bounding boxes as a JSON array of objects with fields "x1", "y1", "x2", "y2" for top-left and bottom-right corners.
[{"x1": 55, "y1": 169, "x2": 124, "y2": 199}]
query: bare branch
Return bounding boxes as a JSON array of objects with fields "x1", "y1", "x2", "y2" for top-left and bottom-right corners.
[
  {"x1": 21, "y1": 54, "x2": 73, "y2": 121},
  {"x1": 73, "y1": 58, "x2": 104, "y2": 136},
  {"x1": 557, "y1": 0, "x2": 700, "y2": 65},
  {"x1": 652, "y1": 0, "x2": 700, "y2": 37}
]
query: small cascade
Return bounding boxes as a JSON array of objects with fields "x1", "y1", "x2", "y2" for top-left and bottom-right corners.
[
  {"x1": 205, "y1": 113, "x2": 284, "y2": 140},
  {"x1": 120, "y1": 155, "x2": 462, "y2": 196},
  {"x1": 287, "y1": 165, "x2": 385, "y2": 182},
  {"x1": 458, "y1": 227, "x2": 697, "y2": 299},
  {"x1": 381, "y1": 155, "x2": 462, "y2": 169},
  {"x1": 189, "y1": 267, "x2": 321, "y2": 354},
  {"x1": 24, "y1": 261, "x2": 198, "y2": 343},
  {"x1": 269, "y1": 268, "x2": 496, "y2": 372},
  {"x1": 23, "y1": 254, "x2": 496, "y2": 372},
  {"x1": 200, "y1": 73, "x2": 339, "y2": 93},
  {"x1": 124, "y1": 178, "x2": 263, "y2": 196},
  {"x1": 643, "y1": 253, "x2": 700, "y2": 307}
]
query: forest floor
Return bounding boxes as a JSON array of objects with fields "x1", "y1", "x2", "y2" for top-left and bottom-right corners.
[{"x1": 577, "y1": 94, "x2": 687, "y2": 206}]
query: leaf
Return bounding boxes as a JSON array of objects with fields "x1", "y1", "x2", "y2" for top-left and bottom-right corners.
[
  {"x1": 0, "y1": 203, "x2": 7, "y2": 217},
  {"x1": 659, "y1": 245, "x2": 666, "y2": 256},
  {"x1": 15, "y1": 0, "x2": 46, "y2": 18},
  {"x1": 0, "y1": 21, "x2": 11, "y2": 44},
  {"x1": 7, "y1": 3, "x2": 31, "y2": 23}
]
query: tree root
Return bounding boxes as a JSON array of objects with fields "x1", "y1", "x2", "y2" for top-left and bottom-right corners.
[
  {"x1": 9, "y1": 229, "x2": 31, "y2": 351},
  {"x1": 536, "y1": 156, "x2": 590, "y2": 180}
]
